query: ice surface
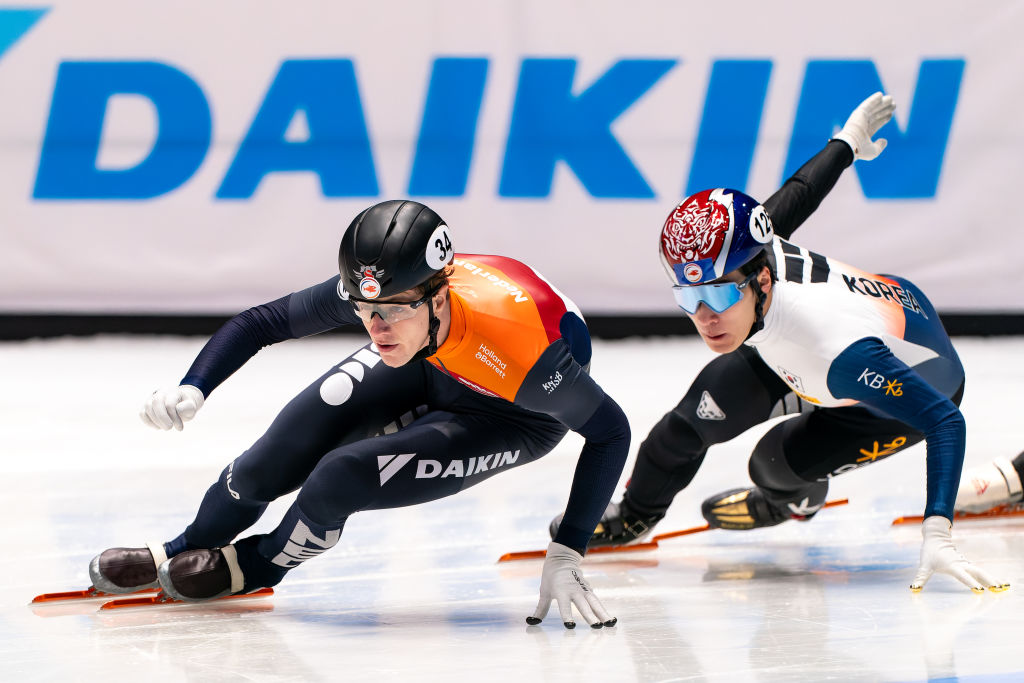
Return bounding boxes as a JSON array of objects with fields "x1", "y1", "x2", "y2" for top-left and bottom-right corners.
[{"x1": 2, "y1": 334, "x2": 1022, "y2": 682}]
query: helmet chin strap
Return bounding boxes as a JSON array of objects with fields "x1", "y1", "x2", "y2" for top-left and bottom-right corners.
[
  {"x1": 745, "y1": 282, "x2": 768, "y2": 341},
  {"x1": 409, "y1": 286, "x2": 443, "y2": 362},
  {"x1": 425, "y1": 295, "x2": 441, "y2": 355}
]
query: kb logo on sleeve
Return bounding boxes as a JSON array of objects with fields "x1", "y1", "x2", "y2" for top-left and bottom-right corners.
[{"x1": 858, "y1": 368, "x2": 903, "y2": 396}]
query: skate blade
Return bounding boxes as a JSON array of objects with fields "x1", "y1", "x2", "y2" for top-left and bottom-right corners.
[
  {"x1": 892, "y1": 503, "x2": 1024, "y2": 526},
  {"x1": 99, "y1": 587, "x2": 274, "y2": 610},
  {"x1": 652, "y1": 524, "x2": 710, "y2": 542},
  {"x1": 498, "y1": 541, "x2": 661, "y2": 562},
  {"x1": 30, "y1": 587, "x2": 159, "y2": 604},
  {"x1": 497, "y1": 498, "x2": 849, "y2": 563}
]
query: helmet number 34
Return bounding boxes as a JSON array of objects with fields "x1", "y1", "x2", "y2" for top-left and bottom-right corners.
[{"x1": 426, "y1": 225, "x2": 454, "y2": 269}]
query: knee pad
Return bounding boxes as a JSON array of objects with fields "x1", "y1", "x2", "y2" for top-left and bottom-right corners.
[
  {"x1": 222, "y1": 459, "x2": 287, "y2": 504},
  {"x1": 296, "y1": 452, "x2": 377, "y2": 524},
  {"x1": 748, "y1": 426, "x2": 827, "y2": 516},
  {"x1": 748, "y1": 425, "x2": 808, "y2": 493}
]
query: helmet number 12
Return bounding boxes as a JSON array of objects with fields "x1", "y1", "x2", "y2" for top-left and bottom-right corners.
[{"x1": 749, "y1": 205, "x2": 774, "y2": 244}]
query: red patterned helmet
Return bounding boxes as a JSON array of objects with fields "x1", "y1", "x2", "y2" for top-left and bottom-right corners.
[{"x1": 659, "y1": 188, "x2": 774, "y2": 286}]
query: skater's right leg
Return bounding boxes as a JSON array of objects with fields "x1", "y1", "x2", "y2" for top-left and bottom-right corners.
[
  {"x1": 174, "y1": 343, "x2": 431, "y2": 550},
  {"x1": 90, "y1": 343, "x2": 429, "y2": 593}
]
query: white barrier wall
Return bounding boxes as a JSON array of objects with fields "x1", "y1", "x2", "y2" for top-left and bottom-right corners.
[{"x1": 0, "y1": 1, "x2": 1021, "y2": 315}]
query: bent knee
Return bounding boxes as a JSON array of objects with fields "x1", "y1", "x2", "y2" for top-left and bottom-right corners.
[
  {"x1": 296, "y1": 452, "x2": 378, "y2": 523},
  {"x1": 748, "y1": 427, "x2": 815, "y2": 492},
  {"x1": 227, "y1": 458, "x2": 300, "y2": 503}
]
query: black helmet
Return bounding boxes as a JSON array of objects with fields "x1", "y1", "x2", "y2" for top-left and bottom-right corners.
[{"x1": 338, "y1": 200, "x2": 454, "y2": 301}]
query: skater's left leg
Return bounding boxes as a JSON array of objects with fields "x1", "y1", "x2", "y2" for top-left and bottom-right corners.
[{"x1": 703, "y1": 406, "x2": 925, "y2": 529}]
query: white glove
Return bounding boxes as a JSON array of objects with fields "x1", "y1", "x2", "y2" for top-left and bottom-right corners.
[
  {"x1": 832, "y1": 91, "x2": 895, "y2": 161},
  {"x1": 910, "y1": 516, "x2": 1009, "y2": 593},
  {"x1": 140, "y1": 384, "x2": 205, "y2": 431},
  {"x1": 526, "y1": 541, "x2": 616, "y2": 629}
]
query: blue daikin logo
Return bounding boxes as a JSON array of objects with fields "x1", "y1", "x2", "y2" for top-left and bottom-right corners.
[{"x1": 2, "y1": 9, "x2": 966, "y2": 203}]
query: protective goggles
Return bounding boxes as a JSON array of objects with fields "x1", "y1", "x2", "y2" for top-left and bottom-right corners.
[
  {"x1": 349, "y1": 287, "x2": 438, "y2": 324},
  {"x1": 671, "y1": 272, "x2": 757, "y2": 315}
]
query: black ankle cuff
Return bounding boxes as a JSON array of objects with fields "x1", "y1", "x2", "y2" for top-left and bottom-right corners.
[
  {"x1": 621, "y1": 495, "x2": 667, "y2": 520},
  {"x1": 234, "y1": 536, "x2": 288, "y2": 592},
  {"x1": 165, "y1": 533, "x2": 201, "y2": 559}
]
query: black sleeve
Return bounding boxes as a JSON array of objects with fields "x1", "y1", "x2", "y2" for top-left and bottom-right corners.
[
  {"x1": 763, "y1": 140, "x2": 854, "y2": 240},
  {"x1": 515, "y1": 341, "x2": 631, "y2": 553},
  {"x1": 180, "y1": 276, "x2": 360, "y2": 396},
  {"x1": 286, "y1": 275, "x2": 361, "y2": 337},
  {"x1": 553, "y1": 393, "x2": 631, "y2": 553}
]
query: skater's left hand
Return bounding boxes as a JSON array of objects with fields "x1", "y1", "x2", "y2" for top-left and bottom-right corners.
[
  {"x1": 527, "y1": 542, "x2": 616, "y2": 629},
  {"x1": 910, "y1": 516, "x2": 1009, "y2": 593},
  {"x1": 832, "y1": 91, "x2": 895, "y2": 161}
]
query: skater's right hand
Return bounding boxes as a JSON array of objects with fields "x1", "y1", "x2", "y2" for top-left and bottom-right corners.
[
  {"x1": 910, "y1": 516, "x2": 1009, "y2": 593},
  {"x1": 140, "y1": 384, "x2": 205, "y2": 431},
  {"x1": 527, "y1": 542, "x2": 617, "y2": 629},
  {"x1": 832, "y1": 91, "x2": 895, "y2": 162}
]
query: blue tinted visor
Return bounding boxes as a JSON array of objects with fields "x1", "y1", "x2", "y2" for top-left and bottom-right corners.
[{"x1": 671, "y1": 272, "x2": 756, "y2": 315}]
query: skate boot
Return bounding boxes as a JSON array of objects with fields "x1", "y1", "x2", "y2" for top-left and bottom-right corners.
[
  {"x1": 88, "y1": 541, "x2": 168, "y2": 594},
  {"x1": 955, "y1": 457, "x2": 1024, "y2": 513},
  {"x1": 701, "y1": 487, "x2": 796, "y2": 530},
  {"x1": 549, "y1": 499, "x2": 665, "y2": 547},
  {"x1": 157, "y1": 545, "x2": 245, "y2": 603}
]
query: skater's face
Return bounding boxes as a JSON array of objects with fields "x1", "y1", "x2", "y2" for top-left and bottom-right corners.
[
  {"x1": 360, "y1": 283, "x2": 450, "y2": 367},
  {"x1": 686, "y1": 267, "x2": 772, "y2": 354}
]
